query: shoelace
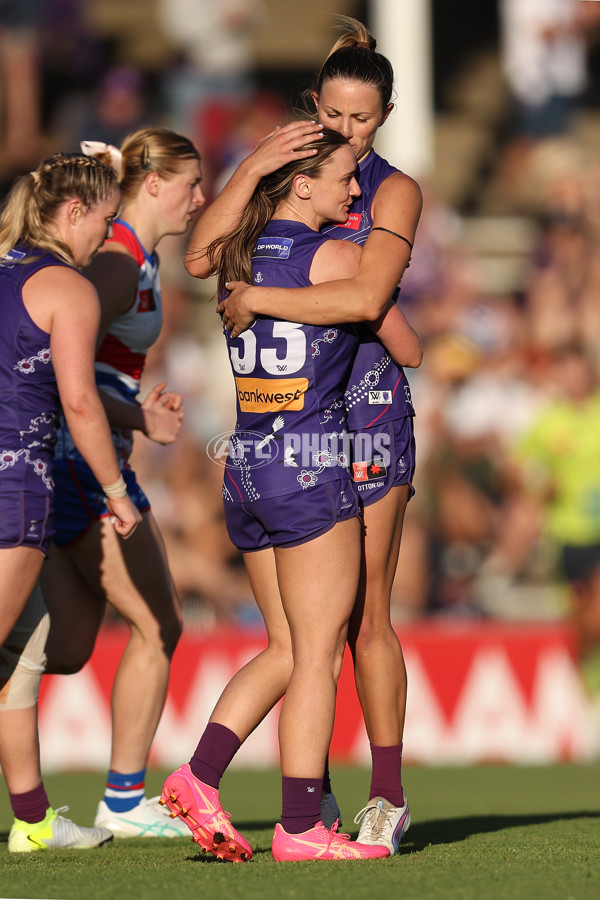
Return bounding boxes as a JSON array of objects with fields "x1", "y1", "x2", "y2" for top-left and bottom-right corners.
[
  {"x1": 323, "y1": 820, "x2": 352, "y2": 847},
  {"x1": 52, "y1": 806, "x2": 70, "y2": 819},
  {"x1": 354, "y1": 802, "x2": 390, "y2": 836}
]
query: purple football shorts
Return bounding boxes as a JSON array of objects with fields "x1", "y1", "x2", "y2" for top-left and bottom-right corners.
[
  {"x1": 351, "y1": 416, "x2": 416, "y2": 508},
  {"x1": 0, "y1": 490, "x2": 54, "y2": 555},
  {"x1": 224, "y1": 477, "x2": 360, "y2": 552}
]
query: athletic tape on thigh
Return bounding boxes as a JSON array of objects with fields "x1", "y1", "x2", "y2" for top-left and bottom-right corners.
[{"x1": 0, "y1": 584, "x2": 49, "y2": 710}]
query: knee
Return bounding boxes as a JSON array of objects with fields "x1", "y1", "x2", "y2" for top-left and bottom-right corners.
[
  {"x1": 45, "y1": 624, "x2": 95, "y2": 675},
  {"x1": 267, "y1": 636, "x2": 294, "y2": 679},
  {"x1": 45, "y1": 642, "x2": 91, "y2": 675},
  {"x1": 349, "y1": 615, "x2": 397, "y2": 659},
  {"x1": 0, "y1": 592, "x2": 50, "y2": 710}
]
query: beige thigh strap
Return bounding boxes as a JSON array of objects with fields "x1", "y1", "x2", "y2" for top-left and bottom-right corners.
[{"x1": 0, "y1": 583, "x2": 49, "y2": 711}]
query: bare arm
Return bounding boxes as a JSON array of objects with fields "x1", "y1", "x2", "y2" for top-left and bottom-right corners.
[
  {"x1": 219, "y1": 170, "x2": 423, "y2": 332},
  {"x1": 369, "y1": 303, "x2": 423, "y2": 368},
  {"x1": 83, "y1": 247, "x2": 184, "y2": 444},
  {"x1": 184, "y1": 120, "x2": 324, "y2": 278},
  {"x1": 309, "y1": 235, "x2": 361, "y2": 284},
  {"x1": 83, "y1": 247, "x2": 140, "y2": 346},
  {"x1": 305, "y1": 233, "x2": 422, "y2": 369},
  {"x1": 24, "y1": 266, "x2": 141, "y2": 537},
  {"x1": 99, "y1": 382, "x2": 184, "y2": 445}
]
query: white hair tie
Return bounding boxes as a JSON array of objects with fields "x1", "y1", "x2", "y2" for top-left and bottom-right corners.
[{"x1": 80, "y1": 140, "x2": 123, "y2": 180}]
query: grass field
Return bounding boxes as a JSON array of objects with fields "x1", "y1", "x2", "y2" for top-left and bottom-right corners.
[{"x1": 1, "y1": 764, "x2": 599, "y2": 900}]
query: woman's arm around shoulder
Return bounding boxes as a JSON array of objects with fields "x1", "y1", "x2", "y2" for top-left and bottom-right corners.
[{"x1": 220, "y1": 171, "x2": 423, "y2": 331}]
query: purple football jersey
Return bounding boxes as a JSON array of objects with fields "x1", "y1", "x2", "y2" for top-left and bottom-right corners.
[
  {"x1": 322, "y1": 150, "x2": 415, "y2": 429},
  {"x1": 0, "y1": 247, "x2": 70, "y2": 497},
  {"x1": 222, "y1": 220, "x2": 358, "y2": 502}
]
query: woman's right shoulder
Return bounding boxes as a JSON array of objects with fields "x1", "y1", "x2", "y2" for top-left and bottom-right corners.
[
  {"x1": 85, "y1": 246, "x2": 140, "y2": 294},
  {"x1": 22, "y1": 264, "x2": 99, "y2": 334},
  {"x1": 310, "y1": 237, "x2": 362, "y2": 285},
  {"x1": 26, "y1": 263, "x2": 96, "y2": 300}
]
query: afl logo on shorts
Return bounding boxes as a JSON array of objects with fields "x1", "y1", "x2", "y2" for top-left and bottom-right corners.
[{"x1": 352, "y1": 456, "x2": 388, "y2": 483}]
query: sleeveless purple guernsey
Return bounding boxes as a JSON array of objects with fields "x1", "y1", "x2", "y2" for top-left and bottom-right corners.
[
  {"x1": 0, "y1": 247, "x2": 70, "y2": 497},
  {"x1": 222, "y1": 220, "x2": 358, "y2": 502},
  {"x1": 322, "y1": 150, "x2": 415, "y2": 429}
]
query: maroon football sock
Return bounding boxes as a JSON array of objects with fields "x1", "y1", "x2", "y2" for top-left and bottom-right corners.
[
  {"x1": 10, "y1": 782, "x2": 50, "y2": 824},
  {"x1": 189, "y1": 722, "x2": 242, "y2": 790},
  {"x1": 281, "y1": 775, "x2": 323, "y2": 834},
  {"x1": 369, "y1": 742, "x2": 405, "y2": 807}
]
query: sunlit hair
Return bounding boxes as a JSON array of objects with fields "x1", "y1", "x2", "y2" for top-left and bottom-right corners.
[
  {"x1": 206, "y1": 127, "x2": 351, "y2": 295},
  {"x1": 304, "y1": 15, "x2": 394, "y2": 115},
  {"x1": 90, "y1": 127, "x2": 200, "y2": 203},
  {"x1": 0, "y1": 153, "x2": 118, "y2": 267}
]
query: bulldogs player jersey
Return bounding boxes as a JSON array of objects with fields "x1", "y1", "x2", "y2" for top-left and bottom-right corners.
[
  {"x1": 223, "y1": 220, "x2": 358, "y2": 503},
  {"x1": 54, "y1": 219, "x2": 161, "y2": 468},
  {"x1": 0, "y1": 247, "x2": 71, "y2": 496},
  {"x1": 95, "y1": 219, "x2": 162, "y2": 392},
  {"x1": 322, "y1": 150, "x2": 415, "y2": 429}
]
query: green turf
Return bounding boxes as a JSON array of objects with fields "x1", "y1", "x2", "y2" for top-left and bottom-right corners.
[{"x1": 1, "y1": 765, "x2": 599, "y2": 900}]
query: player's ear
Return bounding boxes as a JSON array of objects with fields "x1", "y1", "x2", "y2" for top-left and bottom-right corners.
[
  {"x1": 145, "y1": 172, "x2": 161, "y2": 197},
  {"x1": 66, "y1": 197, "x2": 84, "y2": 224},
  {"x1": 293, "y1": 174, "x2": 312, "y2": 199},
  {"x1": 380, "y1": 103, "x2": 394, "y2": 126}
]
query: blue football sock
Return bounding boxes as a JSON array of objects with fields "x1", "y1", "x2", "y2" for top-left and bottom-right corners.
[{"x1": 103, "y1": 768, "x2": 146, "y2": 813}]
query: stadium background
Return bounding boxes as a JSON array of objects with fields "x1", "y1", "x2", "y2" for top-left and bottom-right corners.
[{"x1": 2, "y1": 0, "x2": 600, "y2": 768}]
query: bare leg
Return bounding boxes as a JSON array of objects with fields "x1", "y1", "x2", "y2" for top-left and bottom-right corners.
[
  {"x1": 41, "y1": 512, "x2": 181, "y2": 773},
  {"x1": 209, "y1": 547, "x2": 292, "y2": 740},
  {"x1": 348, "y1": 485, "x2": 410, "y2": 745},
  {"x1": 0, "y1": 706, "x2": 41, "y2": 794},
  {"x1": 42, "y1": 546, "x2": 105, "y2": 674},
  {"x1": 0, "y1": 547, "x2": 43, "y2": 646},
  {"x1": 275, "y1": 518, "x2": 361, "y2": 777}
]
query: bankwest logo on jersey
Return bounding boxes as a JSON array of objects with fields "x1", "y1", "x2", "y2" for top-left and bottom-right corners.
[
  {"x1": 352, "y1": 456, "x2": 388, "y2": 483},
  {"x1": 368, "y1": 389, "x2": 393, "y2": 405},
  {"x1": 236, "y1": 377, "x2": 308, "y2": 412}
]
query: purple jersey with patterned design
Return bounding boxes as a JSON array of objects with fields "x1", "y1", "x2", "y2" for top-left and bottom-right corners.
[
  {"x1": 322, "y1": 150, "x2": 415, "y2": 429},
  {"x1": 222, "y1": 219, "x2": 358, "y2": 502},
  {"x1": 0, "y1": 247, "x2": 70, "y2": 496}
]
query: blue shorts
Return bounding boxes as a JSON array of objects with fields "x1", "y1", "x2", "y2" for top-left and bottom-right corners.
[
  {"x1": 224, "y1": 478, "x2": 360, "y2": 552},
  {"x1": 0, "y1": 490, "x2": 53, "y2": 555},
  {"x1": 52, "y1": 458, "x2": 150, "y2": 547},
  {"x1": 351, "y1": 416, "x2": 416, "y2": 508}
]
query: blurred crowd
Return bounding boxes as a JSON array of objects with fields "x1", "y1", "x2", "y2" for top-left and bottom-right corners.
[{"x1": 2, "y1": 1, "x2": 600, "y2": 687}]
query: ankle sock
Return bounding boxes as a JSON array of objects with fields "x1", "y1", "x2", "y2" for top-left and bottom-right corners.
[
  {"x1": 10, "y1": 783, "x2": 50, "y2": 824},
  {"x1": 281, "y1": 775, "x2": 323, "y2": 834},
  {"x1": 104, "y1": 768, "x2": 146, "y2": 813},
  {"x1": 369, "y1": 742, "x2": 404, "y2": 807},
  {"x1": 189, "y1": 722, "x2": 241, "y2": 790}
]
